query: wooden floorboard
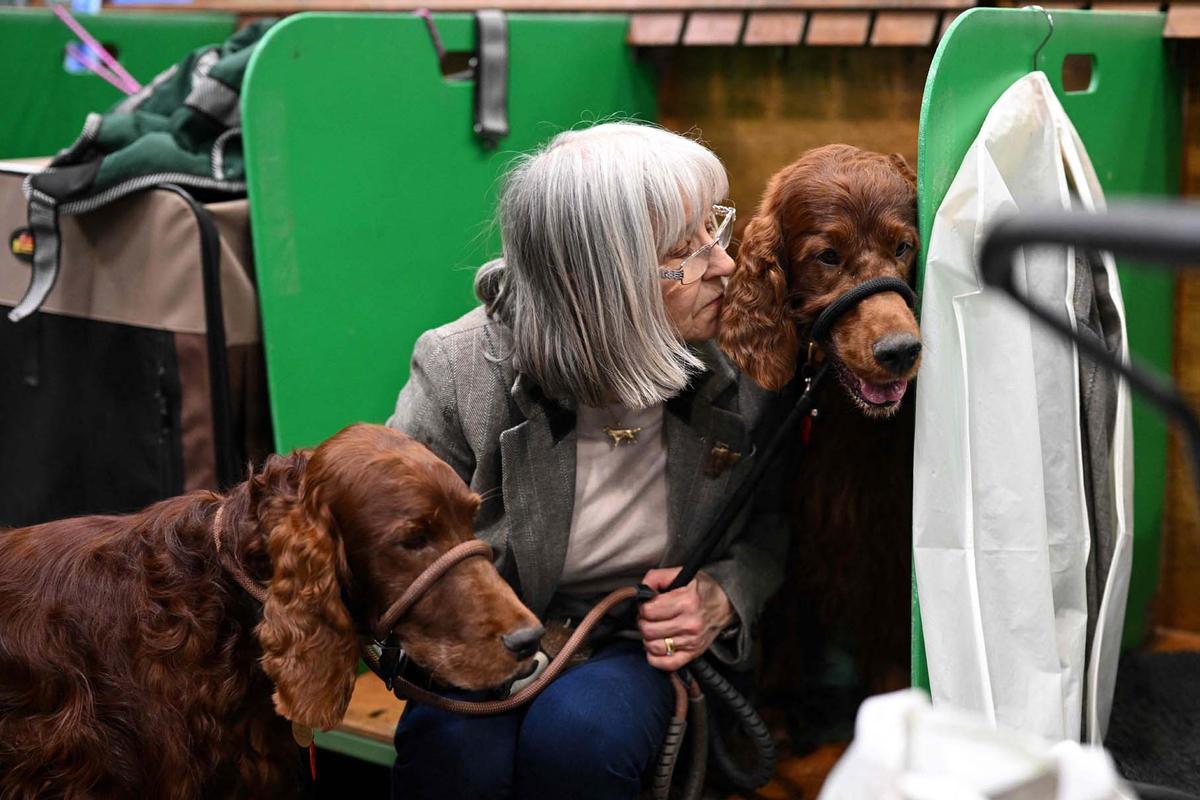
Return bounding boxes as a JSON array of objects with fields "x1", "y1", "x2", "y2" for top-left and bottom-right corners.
[
  {"x1": 1149, "y1": 626, "x2": 1200, "y2": 653},
  {"x1": 727, "y1": 742, "x2": 848, "y2": 800},
  {"x1": 338, "y1": 671, "x2": 406, "y2": 743}
]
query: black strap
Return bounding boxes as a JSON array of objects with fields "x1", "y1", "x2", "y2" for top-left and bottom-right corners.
[
  {"x1": 163, "y1": 185, "x2": 239, "y2": 490},
  {"x1": 473, "y1": 10, "x2": 509, "y2": 149},
  {"x1": 18, "y1": 312, "x2": 40, "y2": 388},
  {"x1": 810, "y1": 276, "x2": 915, "y2": 344},
  {"x1": 664, "y1": 362, "x2": 831, "y2": 594},
  {"x1": 8, "y1": 198, "x2": 61, "y2": 323}
]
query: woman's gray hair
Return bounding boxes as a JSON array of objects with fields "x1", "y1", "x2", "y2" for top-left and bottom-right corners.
[{"x1": 475, "y1": 121, "x2": 729, "y2": 408}]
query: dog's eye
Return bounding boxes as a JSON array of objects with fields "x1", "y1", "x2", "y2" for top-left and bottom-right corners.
[
  {"x1": 401, "y1": 530, "x2": 429, "y2": 551},
  {"x1": 895, "y1": 241, "x2": 913, "y2": 258},
  {"x1": 817, "y1": 249, "x2": 840, "y2": 267}
]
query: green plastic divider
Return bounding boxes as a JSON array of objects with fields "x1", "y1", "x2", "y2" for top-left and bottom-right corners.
[
  {"x1": 313, "y1": 729, "x2": 396, "y2": 768},
  {"x1": 913, "y1": 8, "x2": 1181, "y2": 688},
  {"x1": 0, "y1": 9, "x2": 237, "y2": 159},
  {"x1": 242, "y1": 12, "x2": 656, "y2": 454}
]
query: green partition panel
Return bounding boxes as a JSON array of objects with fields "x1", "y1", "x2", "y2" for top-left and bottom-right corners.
[
  {"x1": 312, "y1": 728, "x2": 395, "y2": 768},
  {"x1": 243, "y1": 16, "x2": 654, "y2": 757},
  {"x1": 0, "y1": 9, "x2": 237, "y2": 159},
  {"x1": 242, "y1": 12, "x2": 655, "y2": 452},
  {"x1": 913, "y1": 8, "x2": 1182, "y2": 688}
]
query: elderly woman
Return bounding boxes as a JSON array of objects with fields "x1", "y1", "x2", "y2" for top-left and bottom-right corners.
[{"x1": 387, "y1": 121, "x2": 786, "y2": 800}]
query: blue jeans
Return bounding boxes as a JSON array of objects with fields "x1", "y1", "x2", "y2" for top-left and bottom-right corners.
[{"x1": 391, "y1": 641, "x2": 674, "y2": 800}]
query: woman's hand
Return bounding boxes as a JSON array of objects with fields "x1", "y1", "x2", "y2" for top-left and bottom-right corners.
[{"x1": 638, "y1": 567, "x2": 736, "y2": 671}]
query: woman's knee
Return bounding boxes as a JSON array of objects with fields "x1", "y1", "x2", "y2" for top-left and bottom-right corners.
[
  {"x1": 523, "y1": 690, "x2": 638, "y2": 760},
  {"x1": 392, "y1": 704, "x2": 518, "y2": 800},
  {"x1": 515, "y1": 660, "x2": 673, "y2": 795}
]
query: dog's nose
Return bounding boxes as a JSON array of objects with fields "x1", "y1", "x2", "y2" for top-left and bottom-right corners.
[
  {"x1": 501, "y1": 625, "x2": 545, "y2": 660},
  {"x1": 872, "y1": 334, "x2": 922, "y2": 375}
]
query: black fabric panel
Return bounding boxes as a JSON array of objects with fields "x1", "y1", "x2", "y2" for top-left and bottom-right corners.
[
  {"x1": 0, "y1": 308, "x2": 184, "y2": 527},
  {"x1": 1108, "y1": 651, "x2": 1200, "y2": 795},
  {"x1": 28, "y1": 160, "x2": 102, "y2": 202},
  {"x1": 164, "y1": 186, "x2": 237, "y2": 489}
]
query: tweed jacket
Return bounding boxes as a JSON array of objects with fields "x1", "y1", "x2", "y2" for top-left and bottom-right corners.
[{"x1": 387, "y1": 306, "x2": 788, "y2": 667}]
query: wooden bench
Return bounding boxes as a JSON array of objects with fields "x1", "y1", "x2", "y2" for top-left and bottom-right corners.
[
  {"x1": 315, "y1": 672, "x2": 406, "y2": 767},
  {"x1": 317, "y1": 669, "x2": 849, "y2": 797}
]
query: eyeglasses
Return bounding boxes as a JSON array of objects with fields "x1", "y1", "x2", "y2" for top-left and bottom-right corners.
[{"x1": 658, "y1": 204, "x2": 736, "y2": 285}]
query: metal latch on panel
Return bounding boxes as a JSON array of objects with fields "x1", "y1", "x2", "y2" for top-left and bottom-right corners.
[{"x1": 473, "y1": 10, "x2": 509, "y2": 149}]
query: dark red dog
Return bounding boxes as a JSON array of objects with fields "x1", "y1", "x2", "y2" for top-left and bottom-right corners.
[
  {"x1": 0, "y1": 423, "x2": 540, "y2": 798},
  {"x1": 720, "y1": 145, "x2": 921, "y2": 709}
]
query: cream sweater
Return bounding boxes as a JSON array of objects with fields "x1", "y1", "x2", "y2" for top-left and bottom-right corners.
[{"x1": 559, "y1": 401, "x2": 669, "y2": 596}]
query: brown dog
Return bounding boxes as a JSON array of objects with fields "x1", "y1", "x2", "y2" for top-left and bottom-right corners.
[
  {"x1": 719, "y1": 145, "x2": 921, "y2": 722},
  {"x1": 0, "y1": 423, "x2": 541, "y2": 798}
]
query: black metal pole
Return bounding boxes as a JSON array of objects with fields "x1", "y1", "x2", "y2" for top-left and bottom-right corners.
[{"x1": 979, "y1": 202, "x2": 1200, "y2": 500}]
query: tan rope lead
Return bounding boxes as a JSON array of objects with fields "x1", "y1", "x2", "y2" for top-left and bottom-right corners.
[
  {"x1": 212, "y1": 502, "x2": 268, "y2": 604},
  {"x1": 371, "y1": 585, "x2": 639, "y2": 715}
]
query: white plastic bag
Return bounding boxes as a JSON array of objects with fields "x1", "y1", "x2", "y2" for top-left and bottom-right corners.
[
  {"x1": 817, "y1": 690, "x2": 1136, "y2": 800},
  {"x1": 914, "y1": 71, "x2": 1133, "y2": 743}
]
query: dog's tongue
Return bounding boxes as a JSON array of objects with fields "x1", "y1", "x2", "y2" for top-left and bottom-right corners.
[{"x1": 860, "y1": 378, "x2": 908, "y2": 405}]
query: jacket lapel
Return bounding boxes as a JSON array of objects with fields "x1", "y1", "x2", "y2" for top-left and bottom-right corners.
[
  {"x1": 496, "y1": 343, "x2": 750, "y2": 613},
  {"x1": 663, "y1": 343, "x2": 752, "y2": 567},
  {"x1": 500, "y1": 374, "x2": 577, "y2": 618}
]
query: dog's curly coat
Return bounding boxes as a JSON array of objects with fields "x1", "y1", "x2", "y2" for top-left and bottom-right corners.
[
  {"x1": 0, "y1": 423, "x2": 538, "y2": 799},
  {"x1": 720, "y1": 144, "x2": 922, "y2": 701}
]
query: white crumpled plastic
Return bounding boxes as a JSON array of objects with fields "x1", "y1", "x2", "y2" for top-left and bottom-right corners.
[
  {"x1": 818, "y1": 690, "x2": 1136, "y2": 800},
  {"x1": 913, "y1": 71, "x2": 1133, "y2": 743}
]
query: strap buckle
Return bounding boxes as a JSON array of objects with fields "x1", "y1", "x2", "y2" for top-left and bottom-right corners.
[
  {"x1": 801, "y1": 340, "x2": 819, "y2": 391},
  {"x1": 378, "y1": 635, "x2": 408, "y2": 692},
  {"x1": 473, "y1": 10, "x2": 509, "y2": 149}
]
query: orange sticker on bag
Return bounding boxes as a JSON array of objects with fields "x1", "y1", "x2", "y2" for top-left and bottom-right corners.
[{"x1": 9, "y1": 228, "x2": 33, "y2": 263}]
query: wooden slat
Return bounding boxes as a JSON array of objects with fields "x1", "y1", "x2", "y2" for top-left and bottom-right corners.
[
  {"x1": 109, "y1": 0, "x2": 977, "y2": 13},
  {"x1": 1160, "y1": 300, "x2": 1200, "y2": 633},
  {"x1": 682, "y1": 11, "x2": 745, "y2": 45},
  {"x1": 629, "y1": 12, "x2": 686, "y2": 44},
  {"x1": 742, "y1": 743, "x2": 849, "y2": 800},
  {"x1": 1150, "y1": 627, "x2": 1200, "y2": 653},
  {"x1": 939, "y1": 10, "x2": 961, "y2": 38},
  {"x1": 805, "y1": 10, "x2": 870, "y2": 45},
  {"x1": 743, "y1": 10, "x2": 807, "y2": 44},
  {"x1": 1166, "y1": 4, "x2": 1200, "y2": 38},
  {"x1": 1156, "y1": 57, "x2": 1200, "y2": 637},
  {"x1": 1090, "y1": 1, "x2": 1161, "y2": 11},
  {"x1": 870, "y1": 10, "x2": 939, "y2": 45},
  {"x1": 336, "y1": 672, "x2": 406, "y2": 743},
  {"x1": 657, "y1": 41, "x2": 926, "y2": 306}
]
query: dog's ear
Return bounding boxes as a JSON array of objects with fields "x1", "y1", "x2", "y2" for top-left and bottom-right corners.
[
  {"x1": 248, "y1": 450, "x2": 311, "y2": 516},
  {"x1": 718, "y1": 212, "x2": 801, "y2": 392},
  {"x1": 888, "y1": 153, "x2": 917, "y2": 189},
  {"x1": 257, "y1": 476, "x2": 357, "y2": 730}
]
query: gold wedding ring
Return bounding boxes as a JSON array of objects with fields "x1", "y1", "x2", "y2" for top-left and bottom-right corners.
[{"x1": 664, "y1": 636, "x2": 675, "y2": 656}]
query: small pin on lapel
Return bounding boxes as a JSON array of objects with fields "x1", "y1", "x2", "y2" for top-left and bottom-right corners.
[
  {"x1": 603, "y1": 426, "x2": 642, "y2": 446},
  {"x1": 705, "y1": 441, "x2": 742, "y2": 477}
]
